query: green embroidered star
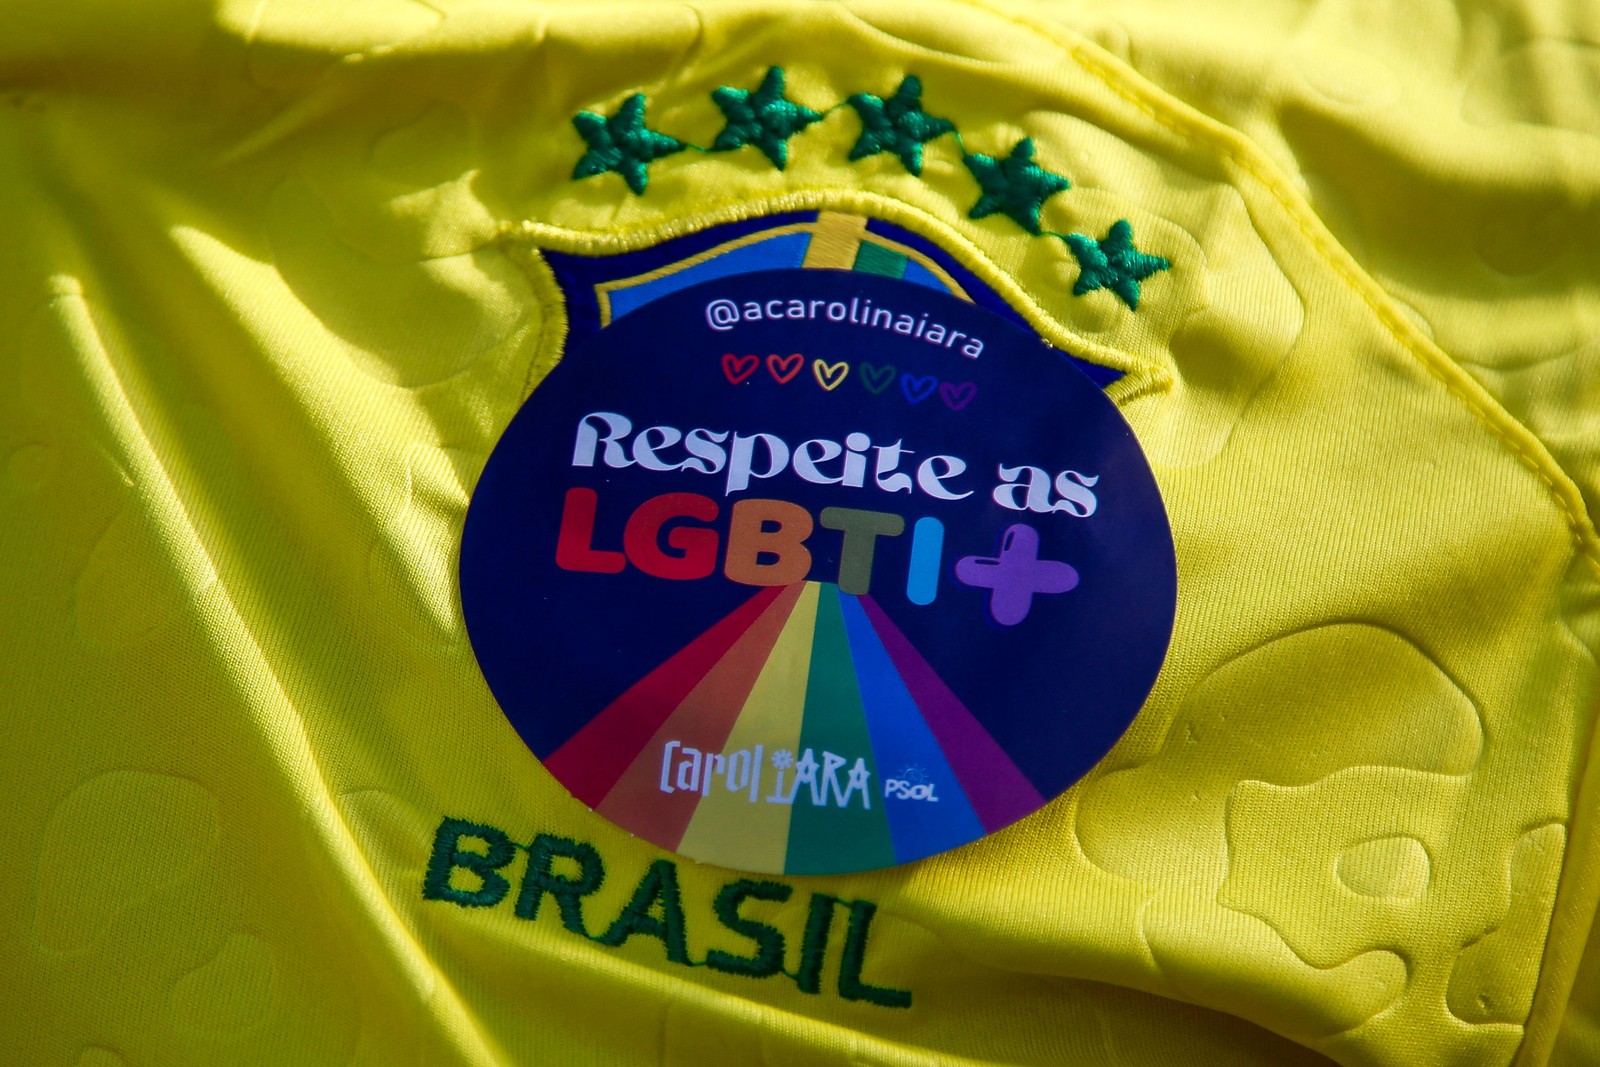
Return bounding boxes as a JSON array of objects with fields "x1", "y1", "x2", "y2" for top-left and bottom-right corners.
[
  {"x1": 845, "y1": 75, "x2": 954, "y2": 176},
  {"x1": 1064, "y1": 220, "x2": 1171, "y2": 309},
  {"x1": 963, "y1": 138, "x2": 1070, "y2": 234},
  {"x1": 571, "y1": 93, "x2": 685, "y2": 195},
  {"x1": 709, "y1": 67, "x2": 822, "y2": 170}
]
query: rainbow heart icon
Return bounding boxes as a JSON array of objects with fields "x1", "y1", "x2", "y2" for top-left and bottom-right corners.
[
  {"x1": 859, "y1": 363, "x2": 896, "y2": 395},
  {"x1": 939, "y1": 381, "x2": 977, "y2": 410},
  {"x1": 900, "y1": 374, "x2": 938, "y2": 404},
  {"x1": 813, "y1": 360, "x2": 850, "y2": 391},
  {"x1": 767, "y1": 353, "x2": 803, "y2": 384},
  {"x1": 722, "y1": 353, "x2": 758, "y2": 384}
]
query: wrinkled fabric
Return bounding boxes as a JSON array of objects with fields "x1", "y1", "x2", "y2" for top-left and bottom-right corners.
[{"x1": 2, "y1": 2, "x2": 1597, "y2": 1065}]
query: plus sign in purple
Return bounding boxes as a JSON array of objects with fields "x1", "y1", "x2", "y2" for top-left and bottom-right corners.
[{"x1": 954, "y1": 524, "x2": 1080, "y2": 626}]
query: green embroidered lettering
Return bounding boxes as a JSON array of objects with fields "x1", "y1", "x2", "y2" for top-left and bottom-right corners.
[
  {"x1": 794, "y1": 892, "x2": 837, "y2": 994},
  {"x1": 837, "y1": 899, "x2": 912, "y2": 1008},
  {"x1": 422, "y1": 817, "x2": 517, "y2": 908},
  {"x1": 705, "y1": 879, "x2": 792, "y2": 978},
  {"x1": 420, "y1": 815, "x2": 915, "y2": 1008},
  {"x1": 595, "y1": 858, "x2": 691, "y2": 964},
  {"x1": 515, "y1": 833, "x2": 605, "y2": 935}
]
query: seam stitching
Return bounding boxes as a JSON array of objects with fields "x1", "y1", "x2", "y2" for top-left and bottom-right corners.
[
  {"x1": 499, "y1": 187, "x2": 1177, "y2": 394},
  {"x1": 941, "y1": 0, "x2": 1600, "y2": 577}
]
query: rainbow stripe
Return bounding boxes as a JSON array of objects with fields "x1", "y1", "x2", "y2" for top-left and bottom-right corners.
[{"x1": 546, "y1": 581, "x2": 1044, "y2": 874}]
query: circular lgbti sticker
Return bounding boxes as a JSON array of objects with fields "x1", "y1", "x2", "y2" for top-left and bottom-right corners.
[{"x1": 460, "y1": 267, "x2": 1176, "y2": 875}]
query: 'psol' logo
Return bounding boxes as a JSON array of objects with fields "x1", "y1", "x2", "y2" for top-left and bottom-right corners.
[{"x1": 884, "y1": 766, "x2": 940, "y2": 803}]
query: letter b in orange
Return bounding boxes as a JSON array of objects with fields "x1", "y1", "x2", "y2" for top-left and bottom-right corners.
[{"x1": 724, "y1": 499, "x2": 813, "y2": 586}]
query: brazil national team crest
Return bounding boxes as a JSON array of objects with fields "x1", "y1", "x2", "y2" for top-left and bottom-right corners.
[{"x1": 461, "y1": 212, "x2": 1176, "y2": 875}]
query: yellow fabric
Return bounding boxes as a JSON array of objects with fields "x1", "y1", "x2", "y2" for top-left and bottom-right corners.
[{"x1": 1, "y1": 2, "x2": 1597, "y2": 1066}]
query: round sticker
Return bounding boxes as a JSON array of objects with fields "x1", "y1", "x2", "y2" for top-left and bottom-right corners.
[{"x1": 461, "y1": 267, "x2": 1175, "y2": 875}]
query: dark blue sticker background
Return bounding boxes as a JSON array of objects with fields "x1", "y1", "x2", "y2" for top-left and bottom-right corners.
[{"x1": 461, "y1": 269, "x2": 1175, "y2": 809}]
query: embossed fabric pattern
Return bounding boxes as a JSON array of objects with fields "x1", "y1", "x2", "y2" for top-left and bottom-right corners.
[{"x1": 1, "y1": 2, "x2": 1598, "y2": 1067}]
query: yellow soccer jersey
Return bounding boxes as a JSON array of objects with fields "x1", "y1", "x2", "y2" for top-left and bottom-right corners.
[{"x1": 2, "y1": 2, "x2": 1598, "y2": 1066}]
